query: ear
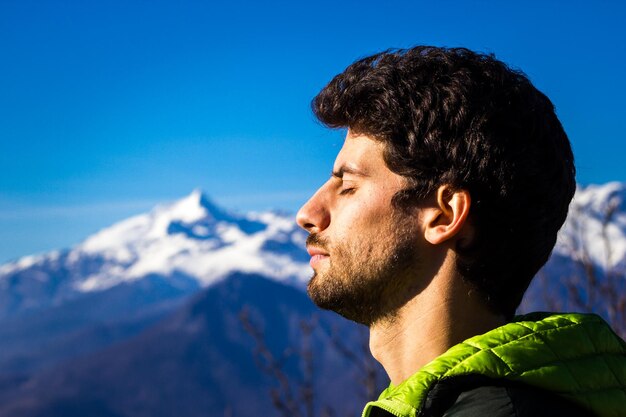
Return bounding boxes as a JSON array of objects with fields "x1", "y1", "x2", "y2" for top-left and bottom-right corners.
[{"x1": 423, "y1": 185, "x2": 472, "y2": 245}]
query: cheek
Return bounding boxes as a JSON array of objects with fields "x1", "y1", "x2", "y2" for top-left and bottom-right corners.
[
  {"x1": 333, "y1": 208, "x2": 392, "y2": 250},
  {"x1": 329, "y1": 186, "x2": 399, "y2": 242}
]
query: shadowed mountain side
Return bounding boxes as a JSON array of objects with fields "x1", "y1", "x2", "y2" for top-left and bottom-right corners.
[
  {"x1": 0, "y1": 273, "x2": 384, "y2": 417},
  {"x1": 0, "y1": 273, "x2": 199, "y2": 374},
  {"x1": 0, "y1": 250, "x2": 108, "y2": 319}
]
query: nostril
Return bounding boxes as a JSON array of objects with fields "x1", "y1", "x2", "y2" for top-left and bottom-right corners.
[
  {"x1": 296, "y1": 204, "x2": 316, "y2": 231},
  {"x1": 296, "y1": 212, "x2": 313, "y2": 231},
  {"x1": 297, "y1": 212, "x2": 322, "y2": 233}
]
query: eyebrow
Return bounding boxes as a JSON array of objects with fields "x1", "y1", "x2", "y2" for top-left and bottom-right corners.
[{"x1": 331, "y1": 165, "x2": 368, "y2": 178}]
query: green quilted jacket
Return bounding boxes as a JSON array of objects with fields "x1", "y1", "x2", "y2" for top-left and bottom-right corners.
[{"x1": 362, "y1": 313, "x2": 626, "y2": 417}]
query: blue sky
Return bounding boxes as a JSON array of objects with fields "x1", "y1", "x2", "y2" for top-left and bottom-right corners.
[{"x1": 1, "y1": 0, "x2": 625, "y2": 263}]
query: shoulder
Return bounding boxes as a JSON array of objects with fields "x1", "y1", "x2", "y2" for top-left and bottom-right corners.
[{"x1": 441, "y1": 384, "x2": 595, "y2": 417}]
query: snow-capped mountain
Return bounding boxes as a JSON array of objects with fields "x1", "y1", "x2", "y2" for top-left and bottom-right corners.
[
  {"x1": 74, "y1": 189, "x2": 310, "y2": 291},
  {"x1": 0, "y1": 190, "x2": 310, "y2": 319}
]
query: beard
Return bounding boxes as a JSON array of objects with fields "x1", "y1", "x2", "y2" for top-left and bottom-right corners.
[{"x1": 306, "y1": 215, "x2": 420, "y2": 326}]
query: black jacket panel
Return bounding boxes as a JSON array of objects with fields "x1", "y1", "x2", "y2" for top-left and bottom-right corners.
[{"x1": 441, "y1": 384, "x2": 596, "y2": 417}]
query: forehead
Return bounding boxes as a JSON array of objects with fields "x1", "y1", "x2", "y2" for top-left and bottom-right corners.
[{"x1": 334, "y1": 131, "x2": 387, "y2": 171}]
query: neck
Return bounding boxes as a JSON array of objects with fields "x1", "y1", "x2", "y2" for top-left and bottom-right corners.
[{"x1": 369, "y1": 263, "x2": 505, "y2": 386}]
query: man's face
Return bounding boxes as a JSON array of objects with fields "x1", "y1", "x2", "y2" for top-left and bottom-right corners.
[{"x1": 296, "y1": 132, "x2": 426, "y2": 326}]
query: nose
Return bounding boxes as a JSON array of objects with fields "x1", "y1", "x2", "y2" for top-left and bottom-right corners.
[{"x1": 296, "y1": 183, "x2": 331, "y2": 233}]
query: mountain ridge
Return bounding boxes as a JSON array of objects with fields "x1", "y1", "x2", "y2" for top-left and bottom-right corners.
[{"x1": 0, "y1": 190, "x2": 310, "y2": 320}]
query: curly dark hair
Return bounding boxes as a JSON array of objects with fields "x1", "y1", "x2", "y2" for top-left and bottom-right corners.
[{"x1": 312, "y1": 46, "x2": 576, "y2": 319}]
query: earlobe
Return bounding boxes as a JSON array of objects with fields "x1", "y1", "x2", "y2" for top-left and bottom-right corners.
[{"x1": 424, "y1": 186, "x2": 471, "y2": 245}]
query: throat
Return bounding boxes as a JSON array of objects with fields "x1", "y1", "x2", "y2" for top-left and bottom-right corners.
[
  {"x1": 368, "y1": 291, "x2": 505, "y2": 386},
  {"x1": 369, "y1": 311, "x2": 453, "y2": 386}
]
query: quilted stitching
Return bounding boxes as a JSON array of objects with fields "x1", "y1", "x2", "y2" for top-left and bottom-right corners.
[{"x1": 580, "y1": 317, "x2": 625, "y2": 388}]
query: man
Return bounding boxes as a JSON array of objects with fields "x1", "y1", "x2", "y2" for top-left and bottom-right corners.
[{"x1": 296, "y1": 47, "x2": 626, "y2": 417}]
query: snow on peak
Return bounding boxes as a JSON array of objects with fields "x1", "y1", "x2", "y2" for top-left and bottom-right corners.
[
  {"x1": 79, "y1": 191, "x2": 228, "y2": 255},
  {"x1": 50, "y1": 190, "x2": 311, "y2": 293},
  {"x1": 572, "y1": 182, "x2": 626, "y2": 215},
  {"x1": 555, "y1": 182, "x2": 626, "y2": 269},
  {"x1": 158, "y1": 189, "x2": 222, "y2": 224}
]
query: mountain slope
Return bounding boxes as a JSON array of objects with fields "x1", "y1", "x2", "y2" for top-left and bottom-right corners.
[{"x1": 0, "y1": 274, "x2": 384, "y2": 417}]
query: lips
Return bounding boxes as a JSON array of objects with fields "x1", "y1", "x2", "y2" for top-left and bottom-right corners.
[
  {"x1": 306, "y1": 246, "x2": 329, "y2": 268},
  {"x1": 306, "y1": 247, "x2": 329, "y2": 257}
]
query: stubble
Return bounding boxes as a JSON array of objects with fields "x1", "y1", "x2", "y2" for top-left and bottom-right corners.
[{"x1": 306, "y1": 214, "x2": 420, "y2": 326}]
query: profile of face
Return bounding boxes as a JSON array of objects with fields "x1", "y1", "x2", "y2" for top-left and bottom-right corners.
[{"x1": 296, "y1": 132, "x2": 428, "y2": 326}]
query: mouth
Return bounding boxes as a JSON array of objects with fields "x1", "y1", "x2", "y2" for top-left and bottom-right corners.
[{"x1": 306, "y1": 246, "x2": 330, "y2": 268}]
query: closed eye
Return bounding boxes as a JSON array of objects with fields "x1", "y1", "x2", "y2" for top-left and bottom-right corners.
[{"x1": 339, "y1": 187, "x2": 356, "y2": 196}]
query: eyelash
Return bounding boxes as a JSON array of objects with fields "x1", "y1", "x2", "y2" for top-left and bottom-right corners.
[{"x1": 339, "y1": 187, "x2": 356, "y2": 196}]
